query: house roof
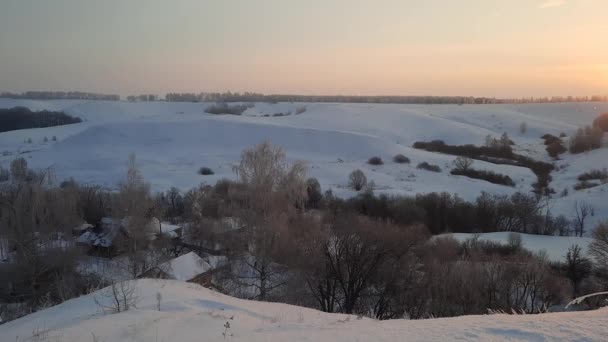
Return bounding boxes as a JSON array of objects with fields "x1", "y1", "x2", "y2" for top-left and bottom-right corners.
[
  {"x1": 157, "y1": 252, "x2": 212, "y2": 281},
  {"x1": 76, "y1": 217, "x2": 126, "y2": 248}
]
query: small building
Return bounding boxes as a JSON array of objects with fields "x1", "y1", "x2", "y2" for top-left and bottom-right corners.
[
  {"x1": 76, "y1": 217, "x2": 130, "y2": 257},
  {"x1": 72, "y1": 222, "x2": 94, "y2": 237},
  {"x1": 140, "y1": 252, "x2": 216, "y2": 287}
]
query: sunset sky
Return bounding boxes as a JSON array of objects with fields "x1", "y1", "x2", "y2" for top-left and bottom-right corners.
[{"x1": 1, "y1": 0, "x2": 607, "y2": 97}]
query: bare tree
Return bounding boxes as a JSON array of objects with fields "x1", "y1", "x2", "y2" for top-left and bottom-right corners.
[
  {"x1": 589, "y1": 221, "x2": 608, "y2": 268},
  {"x1": 564, "y1": 245, "x2": 592, "y2": 299},
  {"x1": 114, "y1": 154, "x2": 155, "y2": 277},
  {"x1": 453, "y1": 156, "x2": 474, "y2": 172},
  {"x1": 225, "y1": 141, "x2": 308, "y2": 300},
  {"x1": 572, "y1": 201, "x2": 593, "y2": 237},
  {"x1": 348, "y1": 169, "x2": 367, "y2": 191},
  {"x1": 94, "y1": 281, "x2": 139, "y2": 314}
]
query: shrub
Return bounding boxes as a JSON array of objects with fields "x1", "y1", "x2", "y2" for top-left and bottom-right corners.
[
  {"x1": 450, "y1": 168, "x2": 515, "y2": 186},
  {"x1": 578, "y1": 169, "x2": 608, "y2": 181},
  {"x1": 546, "y1": 140, "x2": 566, "y2": 158},
  {"x1": 393, "y1": 154, "x2": 410, "y2": 164},
  {"x1": 198, "y1": 167, "x2": 214, "y2": 175},
  {"x1": 204, "y1": 103, "x2": 248, "y2": 115},
  {"x1": 560, "y1": 132, "x2": 567, "y2": 138},
  {"x1": 574, "y1": 181, "x2": 600, "y2": 191},
  {"x1": 349, "y1": 169, "x2": 367, "y2": 191},
  {"x1": 368, "y1": 156, "x2": 384, "y2": 165},
  {"x1": 569, "y1": 125, "x2": 603, "y2": 154},
  {"x1": 417, "y1": 162, "x2": 441, "y2": 172},
  {"x1": 593, "y1": 112, "x2": 608, "y2": 132},
  {"x1": 541, "y1": 134, "x2": 560, "y2": 146},
  {"x1": 52, "y1": 135, "x2": 57, "y2": 141}
]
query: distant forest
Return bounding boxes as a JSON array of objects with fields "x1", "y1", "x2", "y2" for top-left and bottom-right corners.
[
  {"x1": 2, "y1": 90, "x2": 608, "y2": 104},
  {"x1": 0, "y1": 91, "x2": 120, "y2": 101},
  {"x1": 164, "y1": 92, "x2": 608, "y2": 105},
  {"x1": 0, "y1": 107, "x2": 82, "y2": 133}
]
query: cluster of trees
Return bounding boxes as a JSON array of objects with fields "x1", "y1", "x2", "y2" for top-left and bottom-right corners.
[
  {"x1": 126, "y1": 94, "x2": 157, "y2": 102},
  {"x1": 175, "y1": 142, "x2": 607, "y2": 319},
  {"x1": 0, "y1": 107, "x2": 82, "y2": 133},
  {"x1": 0, "y1": 159, "x2": 94, "y2": 318},
  {"x1": 0, "y1": 91, "x2": 119, "y2": 101},
  {"x1": 2, "y1": 90, "x2": 606, "y2": 104},
  {"x1": 569, "y1": 126, "x2": 604, "y2": 154},
  {"x1": 204, "y1": 103, "x2": 251, "y2": 115},
  {"x1": 413, "y1": 137, "x2": 554, "y2": 195}
]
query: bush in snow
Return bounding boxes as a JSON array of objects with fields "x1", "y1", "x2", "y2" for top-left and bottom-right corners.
[
  {"x1": 94, "y1": 281, "x2": 140, "y2": 314},
  {"x1": 577, "y1": 169, "x2": 608, "y2": 182},
  {"x1": 393, "y1": 154, "x2": 410, "y2": 164},
  {"x1": 593, "y1": 112, "x2": 608, "y2": 132},
  {"x1": 417, "y1": 162, "x2": 441, "y2": 172},
  {"x1": 546, "y1": 140, "x2": 566, "y2": 158},
  {"x1": 573, "y1": 180, "x2": 600, "y2": 191},
  {"x1": 198, "y1": 167, "x2": 214, "y2": 175},
  {"x1": 569, "y1": 125, "x2": 603, "y2": 154},
  {"x1": 205, "y1": 102, "x2": 248, "y2": 115},
  {"x1": 450, "y1": 168, "x2": 515, "y2": 187},
  {"x1": 348, "y1": 169, "x2": 367, "y2": 191},
  {"x1": 367, "y1": 156, "x2": 383, "y2": 165}
]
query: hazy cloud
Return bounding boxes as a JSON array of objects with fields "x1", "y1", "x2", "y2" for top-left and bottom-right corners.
[{"x1": 539, "y1": 0, "x2": 566, "y2": 9}]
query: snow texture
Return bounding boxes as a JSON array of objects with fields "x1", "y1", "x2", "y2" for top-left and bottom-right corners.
[{"x1": 1, "y1": 279, "x2": 606, "y2": 341}]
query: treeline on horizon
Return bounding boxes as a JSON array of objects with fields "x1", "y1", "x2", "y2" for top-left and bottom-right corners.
[
  {"x1": 2, "y1": 91, "x2": 608, "y2": 104},
  {"x1": 0, "y1": 91, "x2": 120, "y2": 101}
]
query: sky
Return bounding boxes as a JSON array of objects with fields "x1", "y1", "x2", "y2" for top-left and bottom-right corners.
[{"x1": 1, "y1": 0, "x2": 607, "y2": 98}]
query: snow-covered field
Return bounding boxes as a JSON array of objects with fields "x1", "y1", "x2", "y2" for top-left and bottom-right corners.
[
  {"x1": 1, "y1": 99, "x2": 607, "y2": 227},
  {"x1": 438, "y1": 232, "x2": 594, "y2": 263},
  {"x1": 1, "y1": 279, "x2": 606, "y2": 342}
]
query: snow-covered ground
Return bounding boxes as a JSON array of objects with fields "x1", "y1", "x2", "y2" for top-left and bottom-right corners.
[
  {"x1": 438, "y1": 232, "x2": 594, "y2": 263},
  {"x1": 1, "y1": 279, "x2": 606, "y2": 342},
  {"x1": 1, "y1": 99, "x2": 607, "y2": 227}
]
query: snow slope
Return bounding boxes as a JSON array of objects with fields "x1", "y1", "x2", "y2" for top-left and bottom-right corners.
[
  {"x1": 439, "y1": 232, "x2": 594, "y2": 263},
  {"x1": 0, "y1": 99, "x2": 607, "y2": 227},
  {"x1": 1, "y1": 279, "x2": 606, "y2": 341}
]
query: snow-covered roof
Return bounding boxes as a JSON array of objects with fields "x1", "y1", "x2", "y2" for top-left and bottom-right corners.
[
  {"x1": 73, "y1": 222, "x2": 93, "y2": 232},
  {"x1": 158, "y1": 252, "x2": 212, "y2": 281}
]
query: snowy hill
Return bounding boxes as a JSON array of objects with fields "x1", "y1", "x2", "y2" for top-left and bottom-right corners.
[
  {"x1": 1, "y1": 279, "x2": 606, "y2": 342},
  {"x1": 1, "y1": 99, "x2": 607, "y2": 227}
]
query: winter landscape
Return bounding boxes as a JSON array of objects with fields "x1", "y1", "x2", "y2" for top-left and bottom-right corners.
[{"x1": 2, "y1": 1, "x2": 608, "y2": 341}]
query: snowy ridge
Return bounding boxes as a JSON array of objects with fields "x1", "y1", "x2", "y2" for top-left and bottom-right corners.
[{"x1": 1, "y1": 279, "x2": 606, "y2": 342}]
